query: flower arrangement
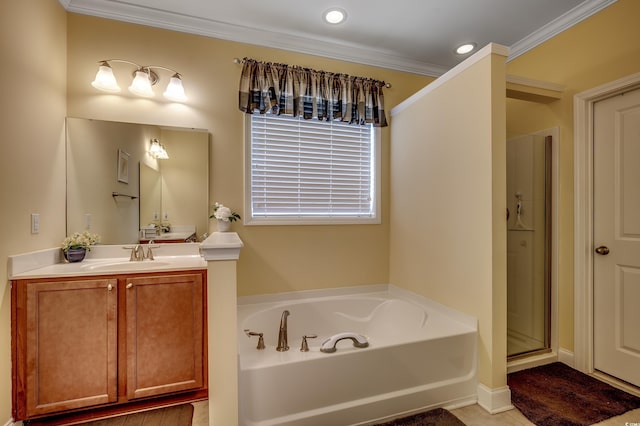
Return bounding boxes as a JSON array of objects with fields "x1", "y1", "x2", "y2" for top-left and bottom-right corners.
[
  {"x1": 61, "y1": 231, "x2": 101, "y2": 252},
  {"x1": 210, "y1": 202, "x2": 241, "y2": 222}
]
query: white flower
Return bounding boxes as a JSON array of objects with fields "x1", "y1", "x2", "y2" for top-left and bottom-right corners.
[
  {"x1": 214, "y1": 206, "x2": 233, "y2": 221},
  {"x1": 210, "y1": 202, "x2": 241, "y2": 222}
]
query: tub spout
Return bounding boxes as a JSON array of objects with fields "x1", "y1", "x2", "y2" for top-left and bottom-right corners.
[
  {"x1": 320, "y1": 332, "x2": 369, "y2": 353},
  {"x1": 276, "y1": 310, "x2": 290, "y2": 351}
]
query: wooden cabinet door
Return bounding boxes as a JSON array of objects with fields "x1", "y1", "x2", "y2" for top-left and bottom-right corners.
[
  {"x1": 125, "y1": 273, "x2": 204, "y2": 400},
  {"x1": 21, "y1": 278, "x2": 118, "y2": 417}
]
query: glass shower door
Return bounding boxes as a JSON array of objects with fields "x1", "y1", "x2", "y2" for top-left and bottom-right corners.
[{"x1": 506, "y1": 134, "x2": 551, "y2": 358}]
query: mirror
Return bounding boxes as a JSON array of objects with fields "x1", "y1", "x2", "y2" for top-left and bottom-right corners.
[
  {"x1": 66, "y1": 118, "x2": 209, "y2": 245},
  {"x1": 139, "y1": 164, "x2": 162, "y2": 228}
]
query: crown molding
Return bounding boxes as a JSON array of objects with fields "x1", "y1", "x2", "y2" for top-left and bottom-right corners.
[
  {"x1": 506, "y1": 74, "x2": 566, "y2": 92},
  {"x1": 508, "y1": 0, "x2": 617, "y2": 62},
  {"x1": 63, "y1": 0, "x2": 616, "y2": 77},
  {"x1": 391, "y1": 43, "x2": 509, "y2": 116}
]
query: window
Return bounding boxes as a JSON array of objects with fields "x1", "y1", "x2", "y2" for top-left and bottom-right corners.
[{"x1": 245, "y1": 114, "x2": 380, "y2": 225}]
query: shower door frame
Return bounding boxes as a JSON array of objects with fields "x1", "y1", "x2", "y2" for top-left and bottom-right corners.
[{"x1": 507, "y1": 127, "x2": 559, "y2": 368}]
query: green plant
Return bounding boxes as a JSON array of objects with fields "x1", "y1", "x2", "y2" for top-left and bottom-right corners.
[
  {"x1": 61, "y1": 231, "x2": 101, "y2": 252},
  {"x1": 209, "y1": 202, "x2": 241, "y2": 222}
]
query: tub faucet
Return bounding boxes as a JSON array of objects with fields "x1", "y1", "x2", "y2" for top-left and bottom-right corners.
[{"x1": 276, "y1": 310, "x2": 290, "y2": 351}]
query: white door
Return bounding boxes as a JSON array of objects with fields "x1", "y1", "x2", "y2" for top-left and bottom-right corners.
[{"x1": 593, "y1": 87, "x2": 640, "y2": 387}]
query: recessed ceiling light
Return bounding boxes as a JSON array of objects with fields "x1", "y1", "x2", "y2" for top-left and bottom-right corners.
[
  {"x1": 324, "y1": 8, "x2": 347, "y2": 25},
  {"x1": 456, "y1": 43, "x2": 477, "y2": 55}
]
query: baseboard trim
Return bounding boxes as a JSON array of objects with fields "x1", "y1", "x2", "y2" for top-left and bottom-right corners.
[
  {"x1": 476, "y1": 384, "x2": 513, "y2": 414},
  {"x1": 558, "y1": 348, "x2": 575, "y2": 367},
  {"x1": 4, "y1": 418, "x2": 20, "y2": 426}
]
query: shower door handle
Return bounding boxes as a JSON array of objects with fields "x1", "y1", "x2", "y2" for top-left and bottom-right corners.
[{"x1": 595, "y1": 246, "x2": 610, "y2": 255}]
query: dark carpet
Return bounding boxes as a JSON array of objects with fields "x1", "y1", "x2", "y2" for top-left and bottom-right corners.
[
  {"x1": 375, "y1": 408, "x2": 465, "y2": 426},
  {"x1": 77, "y1": 404, "x2": 194, "y2": 426},
  {"x1": 508, "y1": 362, "x2": 640, "y2": 426}
]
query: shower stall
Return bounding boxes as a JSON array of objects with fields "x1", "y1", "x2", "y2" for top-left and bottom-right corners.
[{"x1": 506, "y1": 133, "x2": 552, "y2": 358}]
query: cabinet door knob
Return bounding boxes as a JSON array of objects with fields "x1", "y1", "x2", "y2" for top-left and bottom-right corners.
[
  {"x1": 107, "y1": 284, "x2": 113, "y2": 291},
  {"x1": 126, "y1": 283, "x2": 134, "y2": 289}
]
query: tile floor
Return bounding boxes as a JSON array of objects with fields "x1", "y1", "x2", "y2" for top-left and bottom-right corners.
[{"x1": 191, "y1": 400, "x2": 640, "y2": 425}]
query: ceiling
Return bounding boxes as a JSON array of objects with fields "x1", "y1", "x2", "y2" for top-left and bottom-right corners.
[{"x1": 60, "y1": 0, "x2": 616, "y2": 77}]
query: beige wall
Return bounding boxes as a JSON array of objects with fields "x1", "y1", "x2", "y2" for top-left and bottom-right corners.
[
  {"x1": 506, "y1": 0, "x2": 640, "y2": 351},
  {"x1": 4, "y1": 0, "x2": 638, "y2": 422},
  {"x1": 0, "y1": 0, "x2": 67, "y2": 421},
  {"x1": 65, "y1": 14, "x2": 432, "y2": 298},
  {"x1": 0, "y1": 8, "x2": 429, "y2": 423},
  {"x1": 389, "y1": 49, "x2": 507, "y2": 389}
]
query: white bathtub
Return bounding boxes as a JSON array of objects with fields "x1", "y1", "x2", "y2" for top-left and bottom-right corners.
[{"x1": 237, "y1": 285, "x2": 478, "y2": 426}]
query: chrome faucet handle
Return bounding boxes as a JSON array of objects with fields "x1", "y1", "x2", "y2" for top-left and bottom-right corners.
[
  {"x1": 122, "y1": 245, "x2": 143, "y2": 261},
  {"x1": 300, "y1": 334, "x2": 317, "y2": 352},
  {"x1": 145, "y1": 242, "x2": 160, "y2": 260},
  {"x1": 134, "y1": 244, "x2": 145, "y2": 261},
  {"x1": 244, "y1": 329, "x2": 266, "y2": 350}
]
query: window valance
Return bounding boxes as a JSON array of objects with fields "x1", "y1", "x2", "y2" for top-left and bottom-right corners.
[{"x1": 238, "y1": 58, "x2": 388, "y2": 127}]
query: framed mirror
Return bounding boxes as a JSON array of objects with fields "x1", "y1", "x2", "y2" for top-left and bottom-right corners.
[{"x1": 66, "y1": 118, "x2": 209, "y2": 245}]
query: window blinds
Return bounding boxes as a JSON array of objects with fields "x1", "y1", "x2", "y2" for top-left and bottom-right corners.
[{"x1": 250, "y1": 114, "x2": 375, "y2": 219}]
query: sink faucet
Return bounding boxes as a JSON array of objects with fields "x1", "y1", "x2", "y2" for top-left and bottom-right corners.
[
  {"x1": 130, "y1": 244, "x2": 145, "y2": 261},
  {"x1": 145, "y1": 240, "x2": 156, "y2": 260},
  {"x1": 276, "y1": 310, "x2": 290, "y2": 351}
]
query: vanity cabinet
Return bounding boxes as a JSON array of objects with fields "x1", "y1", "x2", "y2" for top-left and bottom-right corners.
[
  {"x1": 124, "y1": 273, "x2": 204, "y2": 399},
  {"x1": 11, "y1": 270, "x2": 207, "y2": 422}
]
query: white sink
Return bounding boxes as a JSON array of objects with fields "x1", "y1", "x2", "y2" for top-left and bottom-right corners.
[{"x1": 80, "y1": 260, "x2": 171, "y2": 272}]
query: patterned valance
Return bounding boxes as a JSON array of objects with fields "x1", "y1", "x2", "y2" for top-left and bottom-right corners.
[{"x1": 238, "y1": 58, "x2": 388, "y2": 127}]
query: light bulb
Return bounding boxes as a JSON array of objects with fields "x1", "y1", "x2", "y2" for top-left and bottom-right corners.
[
  {"x1": 456, "y1": 43, "x2": 476, "y2": 55},
  {"x1": 128, "y1": 70, "x2": 154, "y2": 97},
  {"x1": 324, "y1": 8, "x2": 346, "y2": 24},
  {"x1": 91, "y1": 63, "x2": 121, "y2": 93},
  {"x1": 163, "y1": 74, "x2": 187, "y2": 102},
  {"x1": 156, "y1": 145, "x2": 169, "y2": 159},
  {"x1": 149, "y1": 139, "x2": 161, "y2": 155}
]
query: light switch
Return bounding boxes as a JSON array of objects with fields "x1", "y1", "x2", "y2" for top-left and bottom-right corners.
[
  {"x1": 85, "y1": 213, "x2": 91, "y2": 230},
  {"x1": 31, "y1": 213, "x2": 40, "y2": 234}
]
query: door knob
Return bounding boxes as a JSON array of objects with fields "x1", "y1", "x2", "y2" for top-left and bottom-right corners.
[{"x1": 595, "y1": 246, "x2": 610, "y2": 255}]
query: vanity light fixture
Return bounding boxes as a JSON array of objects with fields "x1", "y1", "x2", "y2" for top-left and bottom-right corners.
[
  {"x1": 323, "y1": 8, "x2": 347, "y2": 24},
  {"x1": 149, "y1": 139, "x2": 169, "y2": 159},
  {"x1": 91, "y1": 59, "x2": 187, "y2": 102},
  {"x1": 455, "y1": 43, "x2": 477, "y2": 55}
]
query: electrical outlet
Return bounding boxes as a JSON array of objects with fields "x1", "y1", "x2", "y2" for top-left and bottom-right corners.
[{"x1": 31, "y1": 213, "x2": 40, "y2": 234}]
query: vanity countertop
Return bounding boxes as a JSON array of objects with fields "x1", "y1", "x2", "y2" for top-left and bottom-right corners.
[
  {"x1": 9, "y1": 233, "x2": 243, "y2": 279},
  {"x1": 9, "y1": 243, "x2": 206, "y2": 279}
]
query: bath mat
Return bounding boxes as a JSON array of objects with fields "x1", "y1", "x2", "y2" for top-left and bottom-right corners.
[
  {"x1": 508, "y1": 362, "x2": 640, "y2": 425},
  {"x1": 375, "y1": 407, "x2": 465, "y2": 426},
  {"x1": 75, "y1": 403, "x2": 194, "y2": 426}
]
